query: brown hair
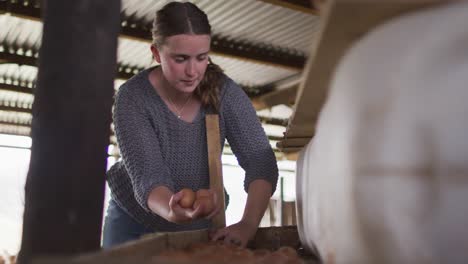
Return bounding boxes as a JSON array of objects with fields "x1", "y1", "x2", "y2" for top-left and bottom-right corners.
[{"x1": 151, "y1": 2, "x2": 224, "y2": 112}]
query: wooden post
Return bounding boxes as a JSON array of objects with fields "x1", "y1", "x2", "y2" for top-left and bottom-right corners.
[
  {"x1": 18, "y1": 0, "x2": 120, "y2": 263},
  {"x1": 205, "y1": 114, "x2": 226, "y2": 229},
  {"x1": 279, "y1": 177, "x2": 285, "y2": 226}
]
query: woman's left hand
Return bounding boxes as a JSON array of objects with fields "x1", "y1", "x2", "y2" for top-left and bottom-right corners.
[{"x1": 210, "y1": 220, "x2": 258, "y2": 247}]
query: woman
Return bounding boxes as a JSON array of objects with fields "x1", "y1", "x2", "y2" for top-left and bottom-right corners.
[{"x1": 103, "y1": 1, "x2": 278, "y2": 248}]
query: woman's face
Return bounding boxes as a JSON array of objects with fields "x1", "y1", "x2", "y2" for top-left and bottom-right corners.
[{"x1": 152, "y1": 34, "x2": 210, "y2": 94}]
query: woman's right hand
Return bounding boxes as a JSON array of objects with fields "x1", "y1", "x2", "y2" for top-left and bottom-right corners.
[{"x1": 167, "y1": 190, "x2": 205, "y2": 224}]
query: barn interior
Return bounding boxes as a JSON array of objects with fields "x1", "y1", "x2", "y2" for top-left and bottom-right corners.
[{"x1": 1, "y1": 0, "x2": 467, "y2": 263}]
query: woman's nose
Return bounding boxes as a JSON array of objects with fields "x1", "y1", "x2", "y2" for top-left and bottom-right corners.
[{"x1": 185, "y1": 60, "x2": 196, "y2": 76}]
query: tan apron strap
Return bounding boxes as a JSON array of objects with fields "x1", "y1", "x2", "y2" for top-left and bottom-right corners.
[{"x1": 205, "y1": 114, "x2": 226, "y2": 229}]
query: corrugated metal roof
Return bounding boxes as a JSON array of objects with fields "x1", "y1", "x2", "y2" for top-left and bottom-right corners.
[
  {"x1": 0, "y1": 90, "x2": 33, "y2": 108},
  {"x1": 117, "y1": 38, "x2": 154, "y2": 69},
  {"x1": 0, "y1": 110, "x2": 31, "y2": 125},
  {"x1": 0, "y1": 64, "x2": 37, "y2": 86},
  {"x1": 122, "y1": 0, "x2": 320, "y2": 55},
  {"x1": 1, "y1": 13, "x2": 302, "y2": 87},
  {"x1": 210, "y1": 54, "x2": 298, "y2": 86},
  {"x1": 117, "y1": 37, "x2": 299, "y2": 86},
  {"x1": 0, "y1": 14, "x2": 41, "y2": 52},
  {"x1": 0, "y1": 1, "x2": 317, "y2": 144},
  {"x1": 0, "y1": 123, "x2": 30, "y2": 136}
]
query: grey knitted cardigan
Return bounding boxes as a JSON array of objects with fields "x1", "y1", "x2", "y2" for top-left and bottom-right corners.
[{"x1": 107, "y1": 67, "x2": 278, "y2": 231}]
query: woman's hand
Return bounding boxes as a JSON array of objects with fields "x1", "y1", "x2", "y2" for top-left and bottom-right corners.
[
  {"x1": 147, "y1": 186, "x2": 222, "y2": 224},
  {"x1": 209, "y1": 179, "x2": 273, "y2": 247},
  {"x1": 210, "y1": 220, "x2": 258, "y2": 247},
  {"x1": 167, "y1": 190, "x2": 205, "y2": 223},
  {"x1": 194, "y1": 189, "x2": 222, "y2": 220}
]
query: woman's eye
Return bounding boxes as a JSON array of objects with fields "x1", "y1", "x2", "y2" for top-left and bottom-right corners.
[
  {"x1": 197, "y1": 56, "x2": 207, "y2": 61},
  {"x1": 175, "y1": 57, "x2": 185, "y2": 63}
]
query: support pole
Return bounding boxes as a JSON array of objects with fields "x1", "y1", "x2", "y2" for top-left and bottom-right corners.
[{"x1": 18, "y1": 0, "x2": 121, "y2": 262}]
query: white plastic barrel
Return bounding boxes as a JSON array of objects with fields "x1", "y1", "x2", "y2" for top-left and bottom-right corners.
[{"x1": 296, "y1": 2, "x2": 468, "y2": 263}]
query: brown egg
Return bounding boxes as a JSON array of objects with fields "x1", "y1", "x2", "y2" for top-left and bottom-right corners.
[
  {"x1": 196, "y1": 188, "x2": 211, "y2": 198},
  {"x1": 179, "y1": 188, "x2": 196, "y2": 208},
  {"x1": 193, "y1": 196, "x2": 214, "y2": 216}
]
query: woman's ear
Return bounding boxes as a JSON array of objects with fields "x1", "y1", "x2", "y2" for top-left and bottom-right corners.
[{"x1": 150, "y1": 45, "x2": 162, "y2": 63}]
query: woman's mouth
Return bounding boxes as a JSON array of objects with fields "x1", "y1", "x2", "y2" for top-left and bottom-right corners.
[{"x1": 182, "y1": 79, "x2": 196, "y2": 85}]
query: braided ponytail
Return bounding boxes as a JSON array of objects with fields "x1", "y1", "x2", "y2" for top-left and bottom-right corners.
[{"x1": 196, "y1": 58, "x2": 224, "y2": 113}]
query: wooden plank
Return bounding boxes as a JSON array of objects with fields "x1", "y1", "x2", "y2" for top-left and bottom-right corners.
[
  {"x1": 17, "y1": 0, "x2": 121, "y2": 262},
  {"x1": 165, "y1": 229, "x2": 211, "y2": 250},
  {"x1": 34, "y1": 230, "x2": 209, "y2": 264},
  {"x1": 251, "y1": 85, "x2": 299, "y2": 110},
  {"x1": 283, "y1": 201, "x2": 297, "y2": 226},
  {"x1": 276, "y1": 137, "x2": 311, "y2": 149},
  {"x1": 281, "y1": 0, "x2": 444, "y2": 150},
  {"x1": 280, "y1": 147, "x2": 303, "y2": 153},
  {"x1": 33, "y1": 227, "x2": 312, "y2": 264},
  {"x1": 33, "y1": 229, "x2": 210, "y2": 264},
  {"x1": 205, "y1": 114, "x2": 226, "y2": 229},
  {"x1": 98, "y1": 229, "x2": 210, "y2": 259}
]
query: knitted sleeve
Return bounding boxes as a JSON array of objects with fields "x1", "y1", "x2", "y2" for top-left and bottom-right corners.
[
  {"x1": 221, "y1": 79, "x2": 279, "y2": 194},
  {"x1": 113, "y1": 86, "x2": 175, "y2": 212}
]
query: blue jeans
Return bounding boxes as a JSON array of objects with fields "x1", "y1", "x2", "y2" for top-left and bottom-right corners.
[{"x1": 102, "y1": 199, "x2": 155, "y2": 249}]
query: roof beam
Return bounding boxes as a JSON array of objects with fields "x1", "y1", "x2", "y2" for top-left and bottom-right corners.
[
  {"x1": 258, "y1": 0, "x2": 319, "y2": 15},
  {"x1": 0, "y1": 120, "x2": 31, "y2": 128},
  {"x1": 0, "y1": 47, "x2": 144, "y2": 80},
  {"x1": 0, "y1": 91, "x2": 289, "y2": 127},
  {"x1": 0, "y1": 105, "x2": 31, "y2": 114},
  {"x1": 0, "y1": 53, "x2": 289, "y2": 128},
  {"x1": 0, "y1": 0, "x2": 306, "y2": 70},
  {"x1": 259, "y1": 116, "x2": 289, "y2": 126},
  {"x1": 0, "y1": 119, "x2": 295, "y2": 159},
  {"x1": 251, "y1": 73, "x2": 301, "y2": 109},
  {"x1": 0, "y1": 0, "x2": 41, "y2": 18},
  {"x1": 0, "y1": 129, "x2": 297, "y2": 160},
  {"x1": 0, "y1": 82, "x2": 34, "y2": 94},
  {"x1": 252, "y1": 85, "x2": 298, "y2": 110},
  {"x1": 0, "y1": 49, "x2": 38, "y2": 66},
  {"x1": 0, "y1": 119, "x2": 286, "y2": 146},
  {"x1": 0, "y1": 47, "x2": 271, "y2": 98}
]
